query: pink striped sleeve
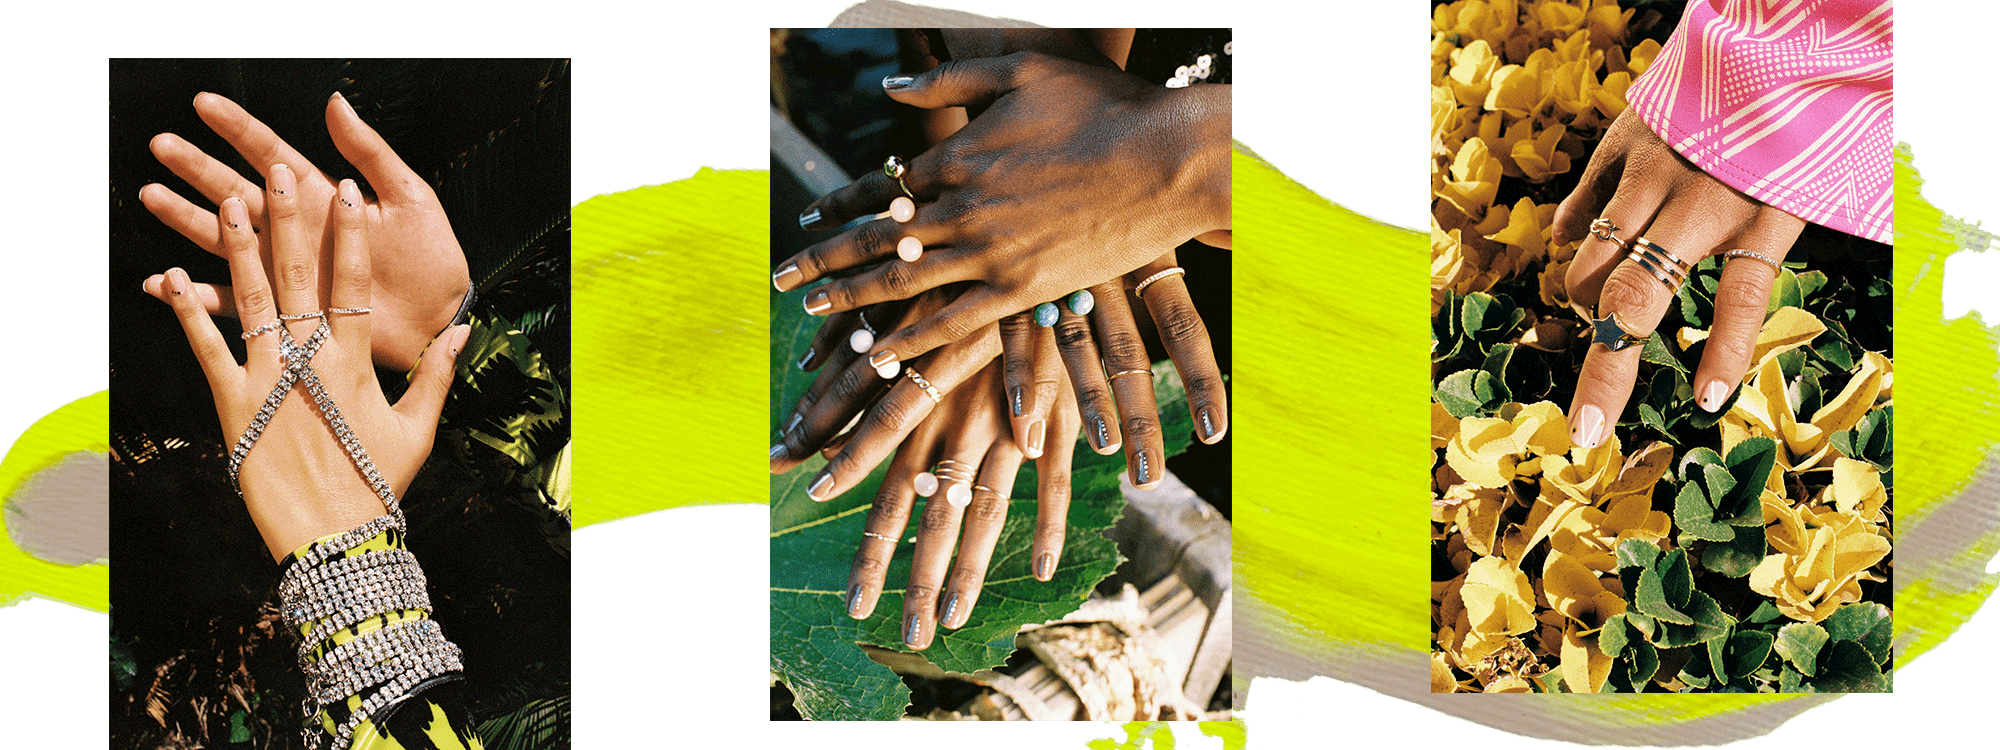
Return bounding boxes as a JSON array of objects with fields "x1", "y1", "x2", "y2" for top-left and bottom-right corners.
[{"x1": 1624, "y1": 0, "x2": 1892, "y2": 243}]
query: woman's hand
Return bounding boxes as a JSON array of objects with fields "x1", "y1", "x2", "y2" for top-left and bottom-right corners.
[
  {"x1": 1552, "y1": 110, "x2": 1805, "y2": 448},
  {"x1": 772, "y1": 51, "x2": 1230, "y2": 368},
  {"x1": 843, "y1": 360, "x2": 1082, "y2": 650},
  {"x1": 140, "y1": 92, "x2": 470, "y2": 373},
  {"x1": 147, "y1": 170, "x2": 469, "y2": 561}
]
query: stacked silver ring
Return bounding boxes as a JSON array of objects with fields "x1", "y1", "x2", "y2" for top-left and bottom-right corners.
[{"x1": 1625, "y1": 237, "x2": 1690, "y2": 292}]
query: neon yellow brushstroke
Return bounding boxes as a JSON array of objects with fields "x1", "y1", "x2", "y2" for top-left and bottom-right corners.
[
  {"x1": 0, "y1": 391, "x2": 108, "y2": 612},
  {"x1": 572, "y1": 169, "x2": 770, "y2": 527}
]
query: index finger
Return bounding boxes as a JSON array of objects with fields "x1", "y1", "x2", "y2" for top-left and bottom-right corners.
[{"x1": 193, "y1": 92, "x2": 325, "y2": 187}]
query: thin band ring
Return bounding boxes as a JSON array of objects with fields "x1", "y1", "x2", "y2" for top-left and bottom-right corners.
[
  {"x1": 1132, "y1": 267, "x2": 1186, "y2": 298},
  {"x1": 327, "y1": 306, "x2": 372, "y2": 315},
  {"x1": 972, "y1": 484, "x2": 1003, "y2": 497},
  {"x1": 242, "y1": 320, "x2": 283, "y2": 340},
  {"x1": 1106, "y1": 369, "x2": 1151, "y2": 382},
  {"x1": 279, "y1": 311, "x2": 326, "y2": 321},
  {"x1": 905, "y1": 367, "x2": 943, "y2": 404},
  {"x1": 1722, "y1": 249, "x2": 1784, "y2": 274},
  {"x1": 863, "y1": 531, "x2": 897, "y2": 542},
  {"x1": 883, "y1": 156, "x2": 915, "y2": 200},
  {"x1": 1625, "y1": 236, "x2": 1689, "y2": 292}
]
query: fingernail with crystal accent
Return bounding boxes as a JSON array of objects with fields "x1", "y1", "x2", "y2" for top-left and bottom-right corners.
[
  {"x1": 1199, "y1": 408, "x2": 1219, "y2": 441},
  {"x1": 222, "y1": 197, "x2": 248, "y2": 231},
  {"x1": 1134, "y1": 452, "x2": 1153, "y2": 485},
  {"x1": 883, "y1": 75, "x2": 916, "y2": 90},
  {"x1": 1012, "y1": 387, "x2": 1024, "y2": 417},
  {"x1": 269, "y1": 163, "x2": 293, "y2": 197},
  {"x1": 807, "y1": 472, "x2": 834, "y2": 501},
  {"x1": 847, "y1": 584, "x2": 867, "y2": 619},
  {"x1": 938, "y1": 592, "x2": 960, "y2": 627},
  {"x1": 798, "y1": 208, "x2": 822, "y2": 230},
  {"x1": 166, "y1": 268, "x2": 187, "y2": 296},
  {"x1": 1036, "y1": 552, "x2": 1056, "y2": 581},
  {"x1": 904, "y1": 613, "x2": 924, "y2": 648}
]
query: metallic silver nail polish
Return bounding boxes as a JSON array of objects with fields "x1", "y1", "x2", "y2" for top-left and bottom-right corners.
[
  {"x1": 798, "y1": 208, "x2": 821, "y2": 229},
  {"x1": 939, "y1": 592, "x2": 960, "y2": 626},
  {"x1": 883, "y1": 75, "x2": 916, "y2": 90},
  {"x1": 770, "y1": 444, "x2": 787, "y2": 460},
  {"x1": 1094, "y1": 416, "x2": 1108, "y2": 449},
  {"x1": 847, "y1": 584, "x2": 866, "y2": 617},
  {"x1": 796, "y1": 348, "x2": 816, "y2": 370},
  {"x1": 904, "y1": 614, "x2": 923, "y2": 646},
  {"x1": 785, "y1": 413, "x2": 803, "y2": 434},
  {"x1": 1136, "y1": 453, "x2": 1150, "y2": 484},
  {"x1": 1201, "y1": 410, "x2": 1215, "y2": 438},
  {"x1": 1012, "y1": 387, "x2": 1024, "y2": 417},
  {"x1": 1037, "y1": 552, "x2": 1055, "y2": 579}
]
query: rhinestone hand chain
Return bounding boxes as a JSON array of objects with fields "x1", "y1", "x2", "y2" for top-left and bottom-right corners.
[{"x1": 237, "y1": 312, "x2": 461, "y2": 750}]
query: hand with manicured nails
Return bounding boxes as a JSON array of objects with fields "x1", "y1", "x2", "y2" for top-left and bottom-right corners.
[
  {"x1": 772, "y1": 50, "x2": 1231, "y2": 371},
  {"x1": 140, "y1": 92, "x2": 471, "y2": 373},
  {"x1": 842, "y1": 360, "x2": 1083, "y2": 651},
  {"x1": 146, "y1": 171, "x2": 470, "y2": 562},
  {"x1": 1553, "y1": 110, "x2": 1806, "y2": 449}
]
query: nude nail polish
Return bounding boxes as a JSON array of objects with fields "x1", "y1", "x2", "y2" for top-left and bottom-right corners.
[
  {"x1": 1573, "y1": 405, "x2": 1606, "y2": 449},
  {"x1": 269, "y1": 163, "x2": 293, "y2": 197},
  {"x1": 1025, "y1": 419, "x2": 1046, "y2": 459},
  {"x1": 772, "y1": 263, "x2": 801, "y2": 291},
  {"x1": 1699, "y1": 381, "x2": 1729, "y2": 412},
  {"x1": 868, "y1": 350, "x2": 898, "y2": 369},
  {"x1": 804, "y1": 291, "x2": 832, "y2": 315},
  {"x1": 808, "y1": 472, "x2": 834, "y2": 501},
  {"x1": 222, "y1": 197, "x2": 247, "y2": 230}
]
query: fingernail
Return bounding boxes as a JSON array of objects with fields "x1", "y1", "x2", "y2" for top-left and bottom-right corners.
[
  {"x1": 269, "y1": 163, "x2": 293, "y2": 197},
  {"x1": 804, "y1": 290, "x2": 832, "y2": 315},
  {"x1": 904, "y1": 613, "x2": 924, "y2": 648},
  {"x1": 798, "y1": 208, "x2": 822, "y2": 230},
  {"x1": 1699, "y1": 381, "x2": 1729, "y2": 412},
  {"x1": 1036, "y1": 552, "x2": 1056, "y2": 581},
  {"x1": 337, "y1": 179, "x2": 359, "y2": 209},
  {"x1": 773, "y1": 263, "x2": 801, "y2": 291},
  {"x1": 938, "y1": 592, "x2": 960, "y2": 627},
  {"x1": 1573, "y1": 405, "x2": 1606, "y2": 449},
  {"x1": 869, "y1": 350, "x2": 899, "y2": 369},
  {"x1": 1199, "y1": 408, "x2": 1217, "y2": 440},
  {"x1": 808, "y1": 472, "x2": 834, "y2": 501},
  {"x1": 796, "y1": 347, "x2": 817, "y2": 370},
  {"x1": 896, "y1": 236, "x2": 923, "y2": 262},
  {"x1": 1092, "y1": 416, "x2": 1110, "y2": 452},
  {"x1": 222, "y1": 197, "x2": 247, "y2": 230},
  {"x1": 770, "y1": 443, "x2": 787, "y2": 461},
  {"x1": 847, "y1": 584, "x2": 868, "y2": 619},
  {"x1": 784, "y1": 413, "x2": 803, "y2": 435},
  {"x1": 946, "y1": 482, "x2": 972, "y2": 508},
  {"x1": 1135, "y1": 452, "x2": 1152, "y2": 485},
  {"x1": 883, "y1": 75, "x2": 916, "y2": 90},
  {"x1": 1034, "y1": 302, "x2": 1060, "y2": 327},
  {"x1": 165, "y1": 268, "x2": 187, "y2": 295},
  {"x1": 329, "y1": 91, "x2": 344, "y2": 104},
  {"x1": 1012, "y1": 387, "x2": 1024, "y2": 417},
  {"x1": 1025, "y1": 419, "x2": 1046, "y2": 459},
  {"x1": 450, "y1": 325, "x2": 471, "y2": 357}
]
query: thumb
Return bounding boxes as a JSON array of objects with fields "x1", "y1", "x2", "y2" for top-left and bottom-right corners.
[
  {"x1": 882, "y1": 52, "x2": 1044, "y2": 111},
  {"x1": 397, "y1": 324, "x2": 472, "y2": 421}
]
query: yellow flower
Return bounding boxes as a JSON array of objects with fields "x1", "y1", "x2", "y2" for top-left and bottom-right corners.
[
  {"x1": 1511, "y1": 124, "x2": 1573, "y2": 182},
  {"x1": 1541, "y1": 551, "x2": 1624, "y2": 692},
  {"x1": 1438, "y1": 137, "x2": 1504, "y2": 221},
  {"x1": 1824, "y1": 457, "x2": 1889, "y2": 523},
  {"x1": 1483, "y1": 197, "x2": 1549, "y2": 274},
  {"x1": 1448, "y1": 40, "x2": 1504, "y2": 107},
  {"x1": 1445, "y1": 401, "x2": 1571, "y2": 488},
  {"x1": 1730, "y1": 347, "x2": 1891, "y2": 471},
  {"x1": 1749, "y1": 508, "x2": 1890, "y2": 622}
]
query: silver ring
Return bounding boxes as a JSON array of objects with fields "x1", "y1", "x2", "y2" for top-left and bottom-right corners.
[
  {"x1": 883, "y1": 156, "x2": 915, "y2": 199},
  {"x1": 279, "y1": 311, "x2": 326, "y2": 321},
  {"x1": 242, "y1": 320, "x2": 283, "y2": 340},
  {"x1": 327, "y1": 306, "x2": 372, "y2": 315},
  {"x1": 1722, "y1": 249, "x2": 1784, "y2": 274},
  {"x1": 1625, "y1": 237, "x2": 1689, "y2": 292},
  {"x1": 1132, "y1": 267, "x2": 1186, "y2": 298},
  {"x1": 863, "y1": 531, "x2": 896, "y2": 542}
]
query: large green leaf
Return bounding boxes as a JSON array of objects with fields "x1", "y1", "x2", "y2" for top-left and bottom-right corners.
[{"x1": 768, "y1": 289, "x2": 1198, "y2": 720}]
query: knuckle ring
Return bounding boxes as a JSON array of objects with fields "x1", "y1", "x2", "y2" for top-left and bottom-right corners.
[
  {"x1": 1588, "y1": 218, "x2": 1626, "y2": 244},
  {"x1": 1589, "y1": 311, "x2": 1652, "y2": 352},
  {"x1": 1624, "y1": 236, "x2": 1690, "y2": 292},
  {"x1": 1107, "y1": 368, "x2": 1152, "y2": 382},
  {"x1": 883, "y1": 155, "x2": 915, "y2": 200}
]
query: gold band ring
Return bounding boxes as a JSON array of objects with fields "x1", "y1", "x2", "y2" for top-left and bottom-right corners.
[{"x1": 1132, "y1": 267, "x2": 1186, "y2": 298}]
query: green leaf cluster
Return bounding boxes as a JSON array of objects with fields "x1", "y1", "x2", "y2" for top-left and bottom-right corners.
[{"x1": 1597, "y1": 539, "x2": 1891, "y2": 693}]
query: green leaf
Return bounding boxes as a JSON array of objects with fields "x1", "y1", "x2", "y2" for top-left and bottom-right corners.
[
  {"x1": 1745, "y1": 600, "x2": 1784, "y2": 625},
  {"x1": 1435, "y1": 368, "x2": 1506, "y2": 418},
  {"x1": 1719, "y1": 437, "x2": 1777, "y2": 525},
  {"x1": 1672, "y1": 464, "x2": 1735, "y2": 543},
  {"x1": 1719, "y1": 630, "x2": 1774, "y2": 680},
  {"x1": 1774, "y1": 622, "x2": 1830, "y2": 676},
  {"x1": 1700, "y1": 523, "x2": 1765, "y2": 578},
  {"x1": 1640, "y1": 331, "x2": 1689, "y2": 373},
  {"x1": 1811, "y1": 640, "x2": 1890, "y2": 693},
  {"x1": 1779, "y1": 666, "x2": 1814, "y2": 693},
  {"x1": 767, "y1": 291, "x2": 1194, "y2": 720},
  {"x1": 1652, "y1": 589, "x2": 1735, "y2": 648},
  {"x1": 1635, "y1": 549, "x2": 1696, "y2": 624},
  {"x1": 1616, "y1": 538, "x2": 1662, "y2": 571},
  {"x1": 1822, "y1": 602, "x2": 1894, "y2": 666}
]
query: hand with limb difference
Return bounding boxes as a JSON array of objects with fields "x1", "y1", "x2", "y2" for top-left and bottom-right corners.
[
  {"x1": 1552, "y1": 110, "x2": 1805, "y2": 449},
  {"x1": 773, "y1": 30, "x2": 1230, "y2": 371},
  {"x1": 145, "y1": 170, "x2": 469, "y2": 561},
  {"x1": 140, "y1": 92, "x2": 470, "y2": 373}
]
